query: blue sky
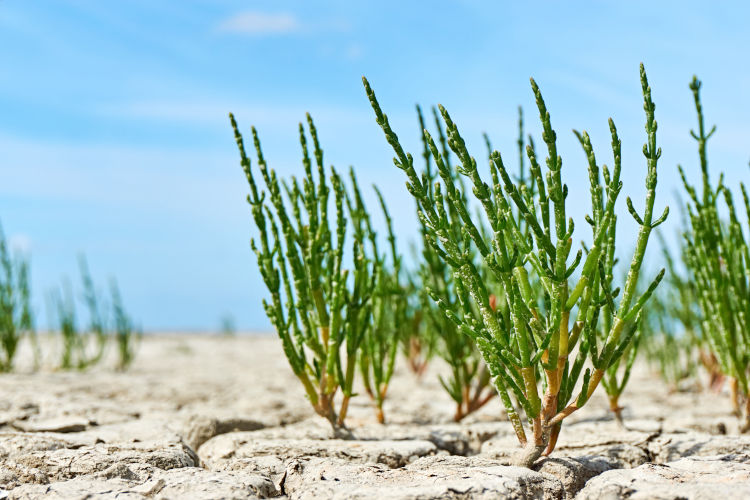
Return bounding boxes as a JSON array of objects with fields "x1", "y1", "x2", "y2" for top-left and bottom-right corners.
[{"x1": 1, "y1": 1, "x2": 748, "y2": 331}]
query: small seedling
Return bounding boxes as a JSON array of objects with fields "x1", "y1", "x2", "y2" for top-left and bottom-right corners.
[
  {"x1": 364, "y1": 64, "x2": 666, "y2": 466},
  {"x1": 219, "y1": 313, "x2": 237, "y2": 336}
]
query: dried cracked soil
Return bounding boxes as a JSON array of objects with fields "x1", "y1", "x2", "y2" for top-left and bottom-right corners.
[{"x1": 1, "y1": 335, "x2": 748, "y2": 499}]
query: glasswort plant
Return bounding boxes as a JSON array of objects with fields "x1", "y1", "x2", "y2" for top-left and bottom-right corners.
[
  {"x1": 679, "y1": 76, "x2": 750, "y2": 430},
  {"x1": 110, "y1": 278, "x2": 138, "y2": 371},
  {"x1": 364, "y1": 64, "x2": 666, "y2": 466},
  {"x1": 354, "y1": 180, "x2": 404, "y2": 424},
  {"x1": 414, "y1": 104, "x2": 498, "y2": 421},
  {"x1": 0, "y1": 222, "x2": 33, "y2": 372},
  {"x1": 231, "y1": 112, "x2": 379, "y2": 434},
  {"x1": 79, "y1": 255, "x2": 108, "y2": 366},
  {"x1": 49, "y1": 259, "x2": 139, "y2": 371}
]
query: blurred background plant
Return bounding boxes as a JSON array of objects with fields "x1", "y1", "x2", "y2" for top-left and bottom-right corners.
[
  {"x1": 678, "y1": 76, "x2": 750, "y2": 430},
  {"x1": 219, "y1": 313, "x2": 237, "y2": 336},
  {"x1": 355, "y1": 181, "x2": 404, "y2": 424},
  {"x1": 0, "y1": 221, "x2": 34, "y2": 372},
  {"x1": 405, "y1": 104, "x2": 501, "y2": 422},
  {"x1": 1, "y1": 241, "x2": 141, "y2": 373},
  {"x1": 110, "y1": 278, "x2": 139, "y2": 371},
  {"x1": 47, "y1": 260, "x2": 139, "y2": 371},
  {"x1": 639, "y1": 233, "x2": 700, "y2": 393}
]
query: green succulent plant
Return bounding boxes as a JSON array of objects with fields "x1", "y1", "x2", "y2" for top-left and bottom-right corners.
[
  {"x1": 364, "y1": 64, "x2": 666, "y2": 466},
  {"x1": 0, "y1": 222, "x2": 33, "y2": 372},
  {"x1": 679, "y1": 76, "x2": 750, "y2": 430},
  {"x1": 231, "y1": 112, "x2": 392, "y2": 433}
]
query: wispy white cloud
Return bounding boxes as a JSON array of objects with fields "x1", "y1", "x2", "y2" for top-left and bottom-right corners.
[
  {"x1": 217, "y1": 11, "x2": 301, "y2": 36},
  {"x1": 8, "y1": 233, "x2": 32, "y2": 254}
]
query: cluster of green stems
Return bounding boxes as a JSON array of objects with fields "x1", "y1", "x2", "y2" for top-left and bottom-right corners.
[
  {"x1": 231, "y1": 112, "x2": 405, "y2": 432},
  {"x1": 48, "y1": 256, "x2": 139, "y2": 371},
  {"x1": 412, "y1": 104, "x2": 497, "y2": 422},
  {"x1": 678, "y1": 76, "x2": 750, "y2": 430},
  {"x1": 364, "y1": 64, "x2": 666, "y2": 466},
  {"x1": 0, "y1": 222, "x2": 33, "y2": 372},
  {"x1": 0, "y1": 223, "x2": 137, "y2": 372}
]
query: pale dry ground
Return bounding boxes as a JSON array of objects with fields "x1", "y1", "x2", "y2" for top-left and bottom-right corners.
[{"x1": 0, "y1": 334, "x2": 748, "y2": 499}]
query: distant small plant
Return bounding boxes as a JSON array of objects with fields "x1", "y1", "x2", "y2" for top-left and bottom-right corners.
[
  {"x1": 110, "y1": 279, "x2": 138, "y2": 370},
  {"x1": 364, "y1": 64, "x2": 666, "y2": 466},
  {"x1": 79, "y1": 255, "x2": 108, "y2": 366},
  {"x1": 219, "y1": 313, "x2": 237, "y2": 336},
  {"x1": 641, "y1": 297, "x2": 696, "y2": 393},
  {"x1": 231, "y1": 112, "x2": 381, "y2": 434},
  {"x1": 641, "y1": 234, "x2": 700, "y2": 392},
  {"x1": 0, "y1": 222, "x2": 33, "y2": 372},
  {"x1": 49, "y1": 259, "x2": 138, "y2": 371},
  {"x1": 679, "y1": 76, "x2": 750, "y2": 430},
  {"x1": 352, "y1": 179, "x2": 403, "y2": 424},
  {"x1": 50, "y1": 279, "x2": 81, "y2": 370}
]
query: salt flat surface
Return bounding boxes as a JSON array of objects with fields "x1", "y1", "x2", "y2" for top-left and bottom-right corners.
[{"x1": 0, "y1": 335, "x2": 746, "y2": 499}]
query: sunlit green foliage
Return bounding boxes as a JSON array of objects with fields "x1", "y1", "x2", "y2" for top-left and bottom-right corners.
[
  {"x1": 110, "y1": 279, "x2": 138, "y2": 370},
  {"x1": 364, "y1": 64, "x2": 666, "y2": 466},
  {"x1": 231, "y1": 112, "x2": 387, "y2": 433},
  {"x1": 49, "y1": 258, "x2": 138, "y2": 371},
  {"x1": 679, "y1": 76, "x2": 750, "y2": 430},
  {"x1": 0, "y1": 222, "x2": 33, "y2": 372},
  {"x1": 640, "y1": 234, "x2": 700, "y2": 392},
  {"x1": 79, "y1": 255, "x2": 107, "y2": 366},
  {"x1": 355, "y1": 182, "x2": 403, "y2": 424},
  {"x1": 412, "y1": 104, "x2": 497, "y2": 421}
]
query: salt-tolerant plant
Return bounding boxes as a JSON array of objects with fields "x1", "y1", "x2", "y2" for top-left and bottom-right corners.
[
  {"x1": 656, "y1": 233, "x2": 701, "y2": 348},
  {"x1": 49, "y1": 279, "x2": 80, "y2": 370},
  {"x1": 574, "y1": 130, "x2": 644, "y2": 427},
  {"x1": 110, "y1": 278, "x2": 138, "y2": 370},
  {"x1": 219, "y1": 313, "x2": 237, "y2": 336},
  {"x1": 231, "y1": 112, "x2": 378, "y2": 434},
  {"x1": 640, "y1": 234, "x2": 700, "y2": 392},
  {"x1": 79, "y1": 255, "x2": 108, "y2": 366},
  {"x1": 396, "y1": 106, "x2": 445, "y2": 381},
  {"x1": 52, "y1": 260, "x2": 108, "y2": 370},
  {"x1": 411, "y1": 104, "x2": 497, "y2": 421},
  {"x1": 353, "y1": 178, "x2": 403, "y2": 424},
  {"x1": 679, "y1": 76, "x2": 750, "y2": 430},
  {"x1": 640, "y1": 294, "x2": 696, "y2": 393},
  {"x1": 0, "y1": 222, "x2": 33, "y2": 372},
  {"x1": 364, "y1": 63, "x2": 666, "y2": 466},
  {"x1": 658, "y1": 199, "x2": 724, "y2": 388},
  {"x1": 49, "y1": 260, "x2": 139, "y2": 371}
]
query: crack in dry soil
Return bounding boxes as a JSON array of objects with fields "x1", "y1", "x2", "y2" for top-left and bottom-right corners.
[{"x1": 1, "y1": 336, "x2": 749, "y2": 499}]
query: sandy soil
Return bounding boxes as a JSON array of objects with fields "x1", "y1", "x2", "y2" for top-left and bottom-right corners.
[{"x1": 0, "y1": 335, "x2": 748, "y2": 499}]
